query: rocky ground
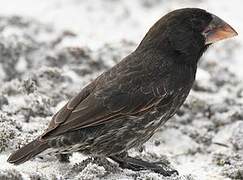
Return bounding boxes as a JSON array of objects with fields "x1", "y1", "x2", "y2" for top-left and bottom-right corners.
[{"x1": 0, "y1": 0, "x2": 242, "y2": 180}]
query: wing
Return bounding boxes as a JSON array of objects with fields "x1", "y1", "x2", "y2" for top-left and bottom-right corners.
[{"x1": 41, "y1": 54, "x2": 173, "y2": 140}]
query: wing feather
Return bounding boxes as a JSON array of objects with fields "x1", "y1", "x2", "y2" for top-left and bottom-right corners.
[{"x1": 41, "y1": 54, "x2": 173, "y2": 140}]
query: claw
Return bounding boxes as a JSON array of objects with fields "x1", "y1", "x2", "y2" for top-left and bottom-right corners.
[{"x1": 109, "y1": 154, "x2": 179, "y2": 176}]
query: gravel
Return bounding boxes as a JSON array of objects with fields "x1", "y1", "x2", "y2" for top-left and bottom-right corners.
[{"x1": 0, "y1": 0, "x2": 242, "y2": 179}]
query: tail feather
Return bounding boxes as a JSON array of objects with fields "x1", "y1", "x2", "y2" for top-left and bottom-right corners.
[{"x1": 7, "y1": 138, "x2": 49, "y2": 165}]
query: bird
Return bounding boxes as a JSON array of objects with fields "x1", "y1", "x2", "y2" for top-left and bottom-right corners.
[{"x1": 8, "y1": 8, "x2": 237, "y2": 176}]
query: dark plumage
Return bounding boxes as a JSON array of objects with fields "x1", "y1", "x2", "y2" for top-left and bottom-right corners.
[{"x1": 8, "y1": 8, "x2": 237, "y2": 176}]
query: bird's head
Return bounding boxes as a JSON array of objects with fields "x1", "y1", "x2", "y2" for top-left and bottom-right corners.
[{"x1": 138, "y1": 8, "x2": 238, "y2": 64}]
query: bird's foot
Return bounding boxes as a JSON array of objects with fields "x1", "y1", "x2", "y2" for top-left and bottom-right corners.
[{"x1": 109, "y1": 154, "x2": 178, "y2": 176}]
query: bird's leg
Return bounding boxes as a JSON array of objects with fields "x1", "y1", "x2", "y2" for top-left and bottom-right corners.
[
  {"x1": 56, "y1": 153, "x2": 70, "y2": 163},
  {"x1": 109, "y1": 152, "x2": 178, "y2": 176}
]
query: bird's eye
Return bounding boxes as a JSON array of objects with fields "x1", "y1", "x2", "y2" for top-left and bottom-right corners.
[
  {"x1": 191, "y1": 19, "x2": 202, "y2": 27},
  {"x1": 191, "y1": 18, "x2": 205, "y2": 31}
]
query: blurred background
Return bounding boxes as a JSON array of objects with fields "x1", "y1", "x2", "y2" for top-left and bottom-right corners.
[
  {"x1": 0, "y1": 0, "x2": 242, "y2": 179},
  {"x1": 0, "y1": 0, "x2": 241, "y2": 75}
]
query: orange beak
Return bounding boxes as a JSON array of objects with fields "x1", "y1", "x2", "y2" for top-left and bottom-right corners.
[{"x1": 203, "y1": 15, "x2": 238, "y2": 45}]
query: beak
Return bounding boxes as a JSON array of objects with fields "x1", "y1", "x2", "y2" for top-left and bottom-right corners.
[{"x1": 202, "y1": 15, "x2": 238, "y2": 45}]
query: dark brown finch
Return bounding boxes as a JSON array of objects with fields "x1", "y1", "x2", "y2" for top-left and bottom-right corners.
[{"x1": 8, "y1": 8, "x2": 237, "y2": 176}]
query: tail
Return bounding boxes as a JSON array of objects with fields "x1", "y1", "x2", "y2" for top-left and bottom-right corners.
[{"x1": 7, "y1": 138, "x2": 49, "y2": 165}]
